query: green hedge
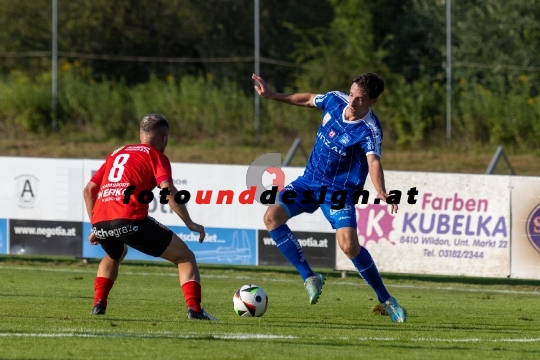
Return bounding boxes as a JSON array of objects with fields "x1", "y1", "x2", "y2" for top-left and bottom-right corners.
[{"x1": 1, "y1": 70, "x2": 539, "y2": 149}]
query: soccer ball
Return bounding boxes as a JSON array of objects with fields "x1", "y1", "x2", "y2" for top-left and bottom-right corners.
[{"x1": 233, "y1": 284, "x2": 268, "y2": 317}]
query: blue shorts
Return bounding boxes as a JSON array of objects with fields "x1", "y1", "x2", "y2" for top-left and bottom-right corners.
[{"x1": 278, "y1": 176, "x2": 361, "y2": 229}]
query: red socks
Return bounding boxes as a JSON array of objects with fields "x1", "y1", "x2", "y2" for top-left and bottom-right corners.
[
  {"x1": 181, "y1": 280, "x2": 202, "y2": 312},
  {"x1": 94, "y1": 277, "x2": 201, "y2": 312},
  {"x1": 94, "y1": 277, "x2": 115, "y2": 307}
]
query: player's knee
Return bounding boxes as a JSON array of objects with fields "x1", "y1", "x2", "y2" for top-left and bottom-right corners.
[
  {"x1": 184, "y1": 248, "x2": 196, "y2": 263},
  {"x1": 168, "y1": 246, "x2": 196, "y2": 265},
  {"x1": 263, "y1": 211, "x2": 275, "y2": 228},
  {"x1": 176, "y1": 248, "x2": 196, "y2": 266},
  {"x1": 339, "y1": 239, "x2": 360, "y2": 258},
  {"x1": 343, "y1": 244, "x2": 360, "y2": 258},
  {"x1": 263, "y1": 207, "x2": 287, "y2": 229}
]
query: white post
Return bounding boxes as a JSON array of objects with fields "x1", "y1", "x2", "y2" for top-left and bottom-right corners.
[
  {"x1": 254, "y1": 0, "x2": 260, "y2": 141},
  {"x1": 52, "y1": 0, "x2": 58, "y2": 132},
  {"x1": 446, "y1": 0, "x2": 451, "y2": 144}
]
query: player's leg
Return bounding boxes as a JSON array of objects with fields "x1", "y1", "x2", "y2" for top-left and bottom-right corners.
[
  {"x1": 132, "y1": 217, "x2": 215, "y2": 321},
  {"x1": 96, "y1": 247, "x2": 127, "y2": 280},
  {"x1": 337, "y1": 228, "x2": 406, "y2": 322},
  {"x1": 159, "y1": 235, "x2": 216, "y2": 320},
  {"x1": 336, "y1": 227, "x2": 392, "y2": 303},
  {"x1": 91, "y1": 229, "x2": 128, "y2": 315},
  {"x1": 320, "y1": 192, "x2": 406, "y2": 322},
  {"x1": 99, "y1": 217, "x2": 215, "y2": 320},
  {"x1": 159, "y1": 234, "x2": 201, "y2": 306},
  {"x1": 263, "y1": 178, "x2": 325, "y2": 304},
  {"x1": 264, "y1": 204, "x2": 314, "y2": 281}
]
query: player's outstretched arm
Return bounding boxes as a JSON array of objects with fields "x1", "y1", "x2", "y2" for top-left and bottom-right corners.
[
  {"x1": 159, "y1": 181, "x2": 206, "y2": 243},
  {"x1": 252, "y1": 73, "x2": 317, "y2": 108},
  {"x1": 367, "y1": 154, "x2": 398, "y2": 214}
]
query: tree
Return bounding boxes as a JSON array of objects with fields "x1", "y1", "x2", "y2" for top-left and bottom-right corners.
[
  {"x1": 0, "y1": 0, "x2": 335, "y2": 89},
  {"x1": 294, "y1": 0, "x2": 386, "y2": 93}
]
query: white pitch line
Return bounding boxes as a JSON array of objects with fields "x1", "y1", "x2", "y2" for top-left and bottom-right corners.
[
  {"x1": 384, "y1": 283, "x2": 540, "y2": 296},
  {"x1": 0, "y1": 333, "x2": 97, "y2": 338},
  {"x1": 411, "y1": 338, "x2": 540, "y2": 343},
  {"x1": 1, "y1": 265, "x2": 540, "y2": 296},
  {"x1": 0, "y1": 332, "x2": 539, "y2": 343},
  {"x1": 0, "y1": 332, "x2": 296, "y2": 340},
  {"x1": 216, "y1": 334, "x2": 297, "y2": 340}
]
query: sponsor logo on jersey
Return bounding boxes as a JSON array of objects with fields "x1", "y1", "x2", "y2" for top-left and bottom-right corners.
[
  {"x1": 329, "y1": 130, "x2": 336, "y2": 138},
  {"x1": 330, "y1": 204, "x2": 352, "y2": 215},
  {"x1": 322, "y1": 113, "x2": 331, "y2": 126},
  {"x1": 338, "y1": 134, "x2": 351, "y2": 145},
  {"x1": 124, "y1": 145, "x2": 150, "y2": 154},
  {"x1": 284, "y1": 183, "x2": 295, "y2": 191},
  {"x1": 316, "y1": 132, "x2": 347, "y2": 156},
  {"x1": 366, "y1": 137, "x2": 374, "y2": 150},
  {"x1": 92, "y1": 224, "x2": 139, "y2": 239}
]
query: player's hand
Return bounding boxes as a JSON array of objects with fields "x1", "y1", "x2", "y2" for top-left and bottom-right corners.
[
  {"x1": 186, "y1": 222, "x2": 206, "y2": 243},
  {"x1": 88, "y1": 231, "x2": 99, "y2": 245},
  {"x1": 376, "y1": 191, "x2": 399, "y2": 214},
  {"x1": 252, "y1": 73, "x2": 274, "y2": 99}
]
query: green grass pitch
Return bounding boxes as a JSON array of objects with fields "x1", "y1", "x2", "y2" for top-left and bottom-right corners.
[{"x1": 1, "y1": 257, "x2": 540, "y2": 359}]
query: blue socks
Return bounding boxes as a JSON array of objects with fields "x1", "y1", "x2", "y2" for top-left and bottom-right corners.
[
  {"x1": 269, "y1": 224, "x2": 390, "y2": 302},
  {"x1": 351, "y1": 247, "x2": 391, "y2": 303},
  {"x1": 269, "y1": 224, "x2": 314, "y2": 281}
]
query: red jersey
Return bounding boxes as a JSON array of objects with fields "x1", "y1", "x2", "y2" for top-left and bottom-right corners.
[{"x1": 90, "y1": 143, "x2": 173, "y2": 223}]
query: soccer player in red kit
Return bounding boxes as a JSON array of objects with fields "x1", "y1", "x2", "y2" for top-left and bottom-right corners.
[{"x1": 83, "y1": 114, "x2": 216, "y2": 320}]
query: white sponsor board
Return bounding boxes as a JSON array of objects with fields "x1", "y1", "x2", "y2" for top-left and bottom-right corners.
[
  {"x1": 0, "y1": 157, "x2": 83, "y2": 221},
  {"x1": 1, "y1": 155, "x2": 523, "y2": 279},
  {"x1": 81, "y1": 157, "x2": 331, "y2": 264},
  {"x1": 82, "y1": 158, "x2": 330, "y2": 232},
  {"x1": 336, "y1": 171, "x2": 512, "y2": 278},
  {"x1": 509, "y1": 176, "x2": 540, "y2": 279}
]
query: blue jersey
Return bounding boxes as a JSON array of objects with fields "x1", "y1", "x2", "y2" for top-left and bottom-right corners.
[{"x1": 303, "y1": 91, "x2": 383, "y2": 191}]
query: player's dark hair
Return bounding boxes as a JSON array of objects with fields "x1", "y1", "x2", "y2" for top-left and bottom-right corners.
[
  {"x1": 140, "y1": 114, "x2": 169, "y2": 133},
  {"x1": 351, "y1": 73, "x2": 385, "y2": 99}
]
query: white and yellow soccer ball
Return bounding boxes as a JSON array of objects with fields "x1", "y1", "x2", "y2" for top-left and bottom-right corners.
[{"x1": 233, "y1": 284, "x2": 268, "y2": 317}]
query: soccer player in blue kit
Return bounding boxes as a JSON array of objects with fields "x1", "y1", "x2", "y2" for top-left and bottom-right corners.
[{"x1": 252, "y1": 72, "x2": 406, "y2": 322}]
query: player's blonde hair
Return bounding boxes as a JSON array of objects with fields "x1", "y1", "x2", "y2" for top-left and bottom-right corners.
[{"x1": 140, "y1": 114, "x2": 169, "y2": 133}]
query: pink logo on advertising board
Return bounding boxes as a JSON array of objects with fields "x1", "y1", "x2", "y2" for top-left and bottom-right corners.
[{"x1": 356, "y1": 204, "x2": 395, "y2": 247}]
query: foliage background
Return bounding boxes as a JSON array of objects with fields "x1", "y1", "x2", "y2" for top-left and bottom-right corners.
[{"x1": 0, "y1": 0, "x2": 539, "y2": 149}]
